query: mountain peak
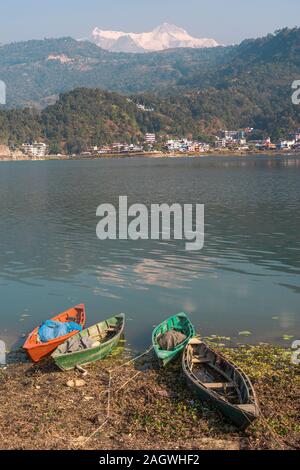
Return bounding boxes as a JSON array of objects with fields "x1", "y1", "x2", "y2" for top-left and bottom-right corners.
[
  {"x1": 154, "y1": 23, "x2": 184, "y2": 33},
  {"x1": 91, "y1": 23, "x2": 219, "y2": 53}
]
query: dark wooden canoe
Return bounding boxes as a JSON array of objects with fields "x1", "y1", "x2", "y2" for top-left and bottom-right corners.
[
  {"x1": 182, "y1": 338, "x2": 260, "y2": 430},
  {"x1": 52, "y1": 313, "x2": 125, "y2": 370}
]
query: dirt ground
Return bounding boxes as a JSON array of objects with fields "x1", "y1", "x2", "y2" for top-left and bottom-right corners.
[{"x1": 0, "y1": 343, "x2": 299, "y2": 450}]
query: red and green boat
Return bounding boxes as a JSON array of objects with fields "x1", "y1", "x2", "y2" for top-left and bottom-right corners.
[{"x1": 52, "y1": 313, "x2": 125, "y2": 370}]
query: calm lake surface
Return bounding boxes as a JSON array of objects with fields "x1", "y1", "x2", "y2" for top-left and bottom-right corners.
[{"x1": 0, "y1": 156, "x2": 300, "y2": 350}]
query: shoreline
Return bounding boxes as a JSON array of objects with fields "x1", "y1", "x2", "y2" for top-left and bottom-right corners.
[
  {"x1": 1, "y1": 150, "x2": 300, "y2": 162},
  {"x1": 1, "y1": 343, "x2": 299, "y2": 450}
]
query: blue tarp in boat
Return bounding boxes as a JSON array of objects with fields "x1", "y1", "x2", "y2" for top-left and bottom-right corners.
[{"x1": 38, "y1": 320, "x2": 83, "y2": 343}]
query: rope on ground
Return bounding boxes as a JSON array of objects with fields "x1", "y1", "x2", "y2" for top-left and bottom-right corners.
[
  {"x1": 97, "y1": 371, "x2": 143, "y2": 399},
  {"x1": 81, "y1": 417, "x2": 109, "y2": 447},
  {"x1": 81, "y1": 371, "x2": 112, "y2": 447},
  {"x1": 114, "y1": 371, "x2": 142, "y2": 394},
  {"x1": 76, "y1": 345, "x2": 297, "y2": 451},
  {"x1": 108, "y1": 345, "x2": 154, "y2": 374},
  {"x1": 258, "y1": 410, "x2": 300, "y2": 450},
  {"x1": 107, "y1": 370, "x2": 112, "y2": 420},
  {"x1": 239, "y1": 391, "x2": 296, "y2": 450},
  {"x1": 79, "y1": 346, "x2": 153, "y2": 447},
  {"x1": 97, "y1": 345, "x2": 153, "y2": 398},
  {"x1": 236, "y1": 393, "x2": 290, "y2": 450},
  {"x1": 258, "y1": 414, "x2": 285, "y2": 449}
]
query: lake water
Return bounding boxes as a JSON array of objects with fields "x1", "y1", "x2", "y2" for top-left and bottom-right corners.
[{"x1": 0, "y1": 156, "x2": 299, "y2": 351}]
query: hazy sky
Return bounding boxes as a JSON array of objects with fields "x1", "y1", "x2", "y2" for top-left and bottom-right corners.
[{"x1": 1, "y1": 0, "x2": 300, "y2": 45}]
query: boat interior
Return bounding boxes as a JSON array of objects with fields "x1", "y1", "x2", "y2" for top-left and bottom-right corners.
[
  {"x1": 54, "y1": 316, "x2": 124, "y2": 356},
  {"x1": 185, "y1": 339, "x2": 255, "y2": 409},
  {"x1": 85, "y1": 318, "x2": 123, "y2": 343},
  {"x1": 65, "y1": 307, "x2": 84, "y2": 324},
  {"x1": 155, "y1": 315, "x2": 193, "y2": 350}
]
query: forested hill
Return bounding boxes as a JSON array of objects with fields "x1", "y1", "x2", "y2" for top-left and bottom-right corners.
[
  {"x1": 0, "y1": 88, "x2": 174, "y2": 153},
  {"x1": 1, "y1": 28, "x2": 300, "y2": 144},
  {"x1": 0, "y1": 86, "x2": 243, "y2": 151},
  {"x1": 0, "y1": 37, "x2": 231, "y2": 108},
  {"x1": 1, "y1": 28, "x2": 300, "y2": 110},
  {"x1": 1, "y1": 86, "x2": 300, "y2": 154}
]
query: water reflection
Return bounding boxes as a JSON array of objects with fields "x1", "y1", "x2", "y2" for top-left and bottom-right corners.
[{"x1": 0, "y1": 156, "x2": 299, "y2": 348}]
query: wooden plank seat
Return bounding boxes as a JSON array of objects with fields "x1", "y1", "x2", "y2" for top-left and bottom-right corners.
[
  {"x1": 236, "y1": 404, "x2": 256, "y2": 412},
  {"x1": 204, "y1": 382, "x2": 236, "y2": 390},
  {"x1": 192, "y1": 357, "x2": 211, "y2": 364}
]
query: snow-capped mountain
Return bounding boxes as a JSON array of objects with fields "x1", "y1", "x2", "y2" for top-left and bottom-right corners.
[{"x1": 90, "y1": 23, "x2": 219, "y2": 53}]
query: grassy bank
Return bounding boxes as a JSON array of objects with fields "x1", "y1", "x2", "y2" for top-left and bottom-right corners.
[{"x1": 0, "y1": 344, "x2": 299, "y2": 450}]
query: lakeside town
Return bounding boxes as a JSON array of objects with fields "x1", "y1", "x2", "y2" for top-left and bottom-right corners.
[
  {"x1": 1, "y1": 4, "x2": 300, "y2": 454},
  {"x1": 2, "y1": 128, "x2": 300, "y2": 160}
]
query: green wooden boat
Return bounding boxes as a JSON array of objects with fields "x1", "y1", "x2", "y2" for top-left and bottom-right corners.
[
  {"x1": 52, "y1": 313, "x2": 125, "y2": 371},
  {"x1": 152, "y1": 312, "x2": 195, "y2": 366},
  {"x1": 182, "y1": 338, "x2": 260, "y2": 430}
]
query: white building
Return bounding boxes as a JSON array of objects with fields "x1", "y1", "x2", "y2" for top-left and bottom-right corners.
[
  {"x1": 214, "y1": 138, "x2": 227, "y2": 149},
  {"x1": 165, "y1": 139, "x2": 209, "y2": 153},
  {"x1": 219, "y1": 130, "x2": 246, "y2": 142},
  {"x1": 137, "y1": 104, "x2": 154, "y2": 112},
  {"x1": 22, "y1": 142, "x2": 48, "y2": 157},
  {"x1": 288, "y1": 130, "x2": 300, "y2": 142},
  {"x1": 165, "y1": 139, "x2": 182, "y2": 151},
  {"x1": 145, "y1": 133, "x2": 156, "y2": 144},
  {"x1": 278, "y1": 140, "x2": 295, "y2": 150},
  {"x1": 197, "y1": 143, "x2": 210, "y2": 152}
]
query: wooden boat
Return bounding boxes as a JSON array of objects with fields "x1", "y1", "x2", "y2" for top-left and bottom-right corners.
[
  {"x1": 182, "y1": 338, "x2": 260, "y2": 430},
  {"x1": 23, "y1": 305, "x2": 86, "y2": 363},
  {"x1": 152, "y1": 312, "x2": 195, "y2": 366},
  {"x1": 52, "y1": 313, "x2": 125, "y2": 371}
]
